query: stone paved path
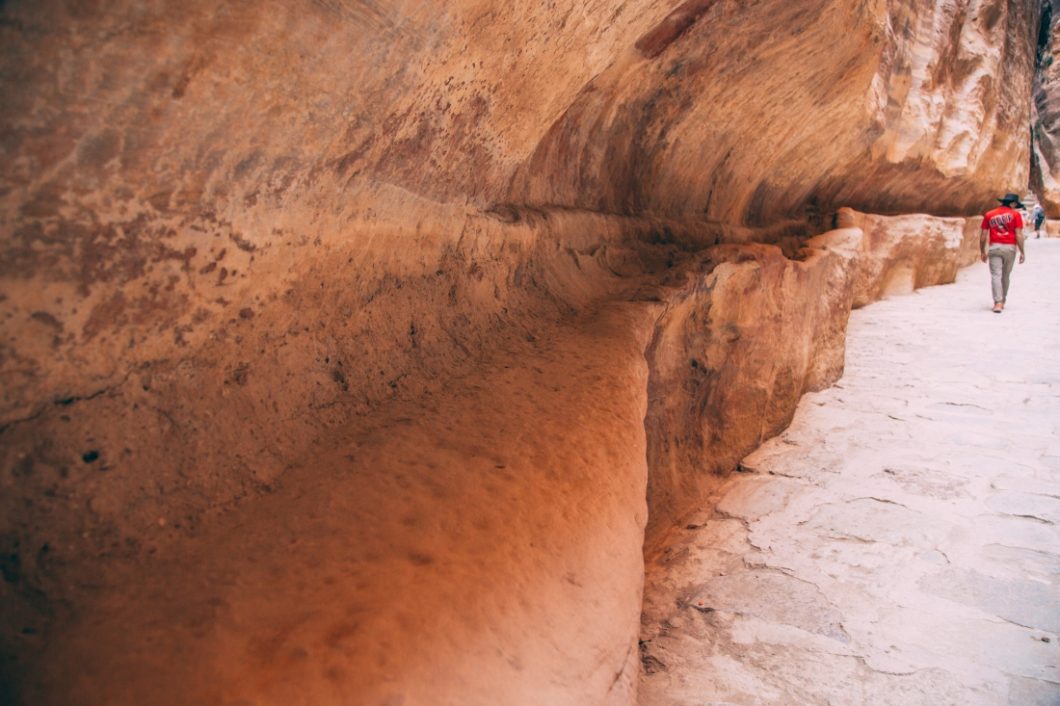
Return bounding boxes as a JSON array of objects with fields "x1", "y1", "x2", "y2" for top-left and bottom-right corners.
[{"x1": 638, "y1": 239, "x2": 1060, "y2": 705}]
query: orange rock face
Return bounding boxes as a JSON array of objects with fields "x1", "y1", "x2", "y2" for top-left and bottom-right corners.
[
  {"x1": 0, "y1": 0, "x2": 1040, "y2": 415},
  {"x1": 643, "y1": 210, "x2": 978, "y2": 539},
  {"x1": 0, "y1": 1, "x2": 1044, "y2": 704}
]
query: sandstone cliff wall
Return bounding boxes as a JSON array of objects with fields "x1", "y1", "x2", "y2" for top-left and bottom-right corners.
[
  {"x1": 1033, "y1": 0, "x2": 1060, "y2": 209},
  {"x1": 643, "y1": 210, "x2": 980, "y2": 538},
  {"x1": 0, "y1": 1, "x2": 1043, "y2": 704},
  {"x1": 1, "y1": 0, "x2": 1040, "y2": 423},
  {"x1": 5, "y1": 211, "x2": 981, "y2": 706}
]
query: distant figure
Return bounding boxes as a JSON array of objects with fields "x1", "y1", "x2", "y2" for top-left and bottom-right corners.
[
  {"x1": 980, "y1": 193, "x2": 1026, "y2": 313},
  {"x1": 1032, "y1": 202, "x2": 1046, "y2": 238}
]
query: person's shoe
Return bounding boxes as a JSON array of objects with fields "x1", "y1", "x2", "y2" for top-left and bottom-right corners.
[{"x1": 992, "y1": 303, "x2": 1003, "y2": 313}]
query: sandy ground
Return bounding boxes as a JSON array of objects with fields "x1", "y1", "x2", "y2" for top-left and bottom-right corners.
[{"x1": 639, "y1": 240, "x2": 1060, "y2": 705}]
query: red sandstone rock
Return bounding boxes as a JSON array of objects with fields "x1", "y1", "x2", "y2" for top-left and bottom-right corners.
[
  {"x1": 643, "y1": 209, "x2": 977, "y2": 539},
  {"x1": 0, "y1": 1, "x2": 1044, "y2": 704},
  {"x1": 0, "y1": 0, "x2": 1040, "y2": 421}
]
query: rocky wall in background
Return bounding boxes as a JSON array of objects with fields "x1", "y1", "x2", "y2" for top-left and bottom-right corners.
[{"x1": 1033, "y1": 0, "x2": 1060, "y2": 209}]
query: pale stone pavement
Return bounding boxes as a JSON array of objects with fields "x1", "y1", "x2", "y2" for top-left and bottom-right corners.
[{"x1": 638, "y1": 240, "x2": 1060, "y2": 705}]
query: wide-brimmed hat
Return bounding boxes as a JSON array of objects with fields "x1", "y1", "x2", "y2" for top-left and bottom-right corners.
[{"x1": 998, "y1": 192, "x2": 1025, "y2": 209}]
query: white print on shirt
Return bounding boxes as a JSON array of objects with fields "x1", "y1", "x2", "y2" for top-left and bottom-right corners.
[{"x1": 989, "y1": 213, "x2": 1014, "y2": 230}]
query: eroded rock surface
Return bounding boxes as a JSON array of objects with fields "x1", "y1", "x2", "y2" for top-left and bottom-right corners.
[
  {"x1": 0, "y1": 213, "x2": 983, "y2": 706},
  {"x1": 643, "y1": 210, "x2": 978, "y2": 536},
  {"x1": 1, "y1": 0, "x2": 1040, "y2": 422},
  {"x1": 13, "y1": 300, "x2": 658, "y2": 706},
  {"x1": 0, "y1": 1, "x2": 1047, "y2": 704}
]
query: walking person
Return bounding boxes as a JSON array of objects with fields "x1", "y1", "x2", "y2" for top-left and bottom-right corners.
[
  {"x1": 980, "y1": 193, "x2": 1027, "y2": 313},
  {"x1": 1032, "y1": 202, "x2": 1046, "y2": 238}
]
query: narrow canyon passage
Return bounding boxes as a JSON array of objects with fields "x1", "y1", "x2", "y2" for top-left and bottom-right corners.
[
  {"x1": 4, "y1": 1, "x2": 1060, "y2": 704},
  {"x1": 639, "y1": 242, "x2": 1060, "y2": 705}
]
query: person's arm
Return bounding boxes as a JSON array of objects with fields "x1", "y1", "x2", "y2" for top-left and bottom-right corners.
[
  {"x1": 980, "y1": 229, "x2": 989, "y2": 262},
  {"x1": 1016, "y1": 228, "x2": 1026, "y2": 263}
]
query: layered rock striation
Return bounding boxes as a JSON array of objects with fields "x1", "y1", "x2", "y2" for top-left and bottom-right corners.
[
  {"x1": 0, "y1": 1, "x2": 1043, "y2": 704},
  {"x1": 1, "y1": 0, "x2": 1039, "y2": 421}
]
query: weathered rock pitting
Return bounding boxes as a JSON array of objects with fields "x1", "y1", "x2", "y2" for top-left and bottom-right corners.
[
  {"x1": 1, "y1": 0, "x2": 1040, "y2": 421},
  {"x1": 0, "y1": 1, "x2": 1046, "y2": 704}
]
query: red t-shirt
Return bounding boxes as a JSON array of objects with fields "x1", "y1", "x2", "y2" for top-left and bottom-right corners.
[{"x1": 981, "y1": 206, "x2": 1023, "y2": 245}]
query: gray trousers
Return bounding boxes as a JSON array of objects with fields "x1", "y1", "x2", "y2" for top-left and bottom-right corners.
[{"x1": 988, "y1": 244, "x2": 1017, "y2": 303}]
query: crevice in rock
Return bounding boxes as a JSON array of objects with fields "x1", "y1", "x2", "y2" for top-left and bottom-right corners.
[{"x1": 0, "y1": 372, "x2": 133, "y2": 434}]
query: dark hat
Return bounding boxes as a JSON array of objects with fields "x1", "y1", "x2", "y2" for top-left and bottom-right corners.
[{"x1": 998, "y1": 192, "x2": 1025, "y2": 209}]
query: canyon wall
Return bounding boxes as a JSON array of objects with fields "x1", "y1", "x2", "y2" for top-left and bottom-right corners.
[
  {"x1": 1034, "y1": 0, "x2": 1060, "y2": 209},
  {"x1": 1, "y1": 0, "x2": 1039, "y2": 423},
  {"x1": 643, "y1": 209, "x2": 979, "y2": 538},
  {"x1": 0, "y1": 1, "x2": 1042, "y2": 705}
]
